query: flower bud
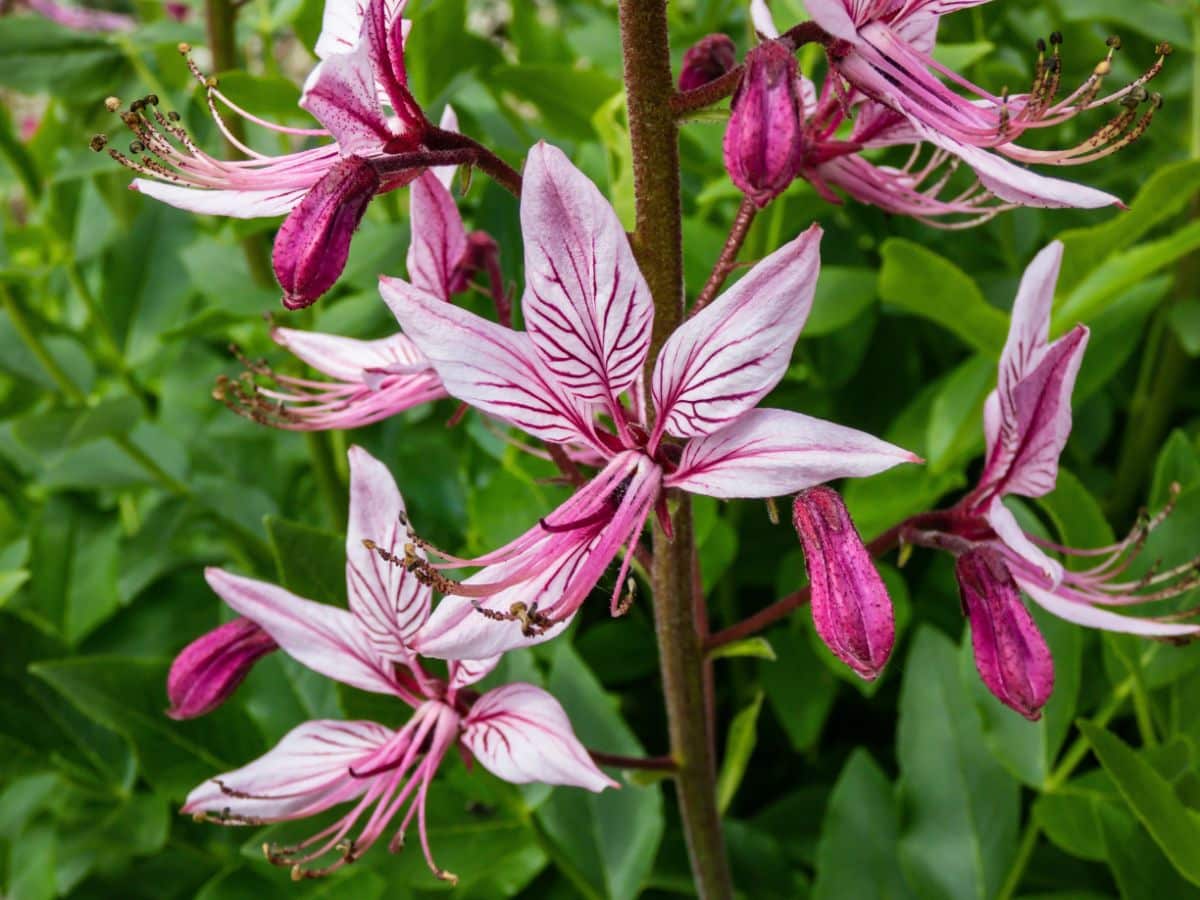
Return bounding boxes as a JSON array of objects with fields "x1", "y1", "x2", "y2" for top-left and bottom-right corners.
[
  {"x1": 166, "y1": 617, "x2": 278, "y2": 719},
  {"x1": 956, "y1": 547, "x2": 1054, "y2": 720},
  {"x1": 793, "y1": 486, "x2": 894, "y2": 680},
  {"x1": 273, "y1": 154, "x2": 380, "y2": 310},
  {"x1": 723, "y1": 40, "x2": 807, "y2": 208},
  {"x1": 678, "y1": 34, "x2": 738, "y2": 92}
]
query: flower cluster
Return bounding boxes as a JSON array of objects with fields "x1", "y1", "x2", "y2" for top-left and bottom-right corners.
[
  {"x1": 125, "y1": 0, "x2": 1199, "y2": 884},
  {"x1": 698, "y1": 0, "x2": 1168, "y2": 223}
]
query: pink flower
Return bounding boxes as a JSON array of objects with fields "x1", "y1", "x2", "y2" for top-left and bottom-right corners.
[
  {"x1": 24, "y1": 0, "x2": 134, "y2": 31},
  {"x1": 678, "y1": 33, "x2": 738, "y2": 92},
  {"x1": 99, "y1": 0, "x2": 434, "y2": 306},
  {"x1": 749, "y1": 2, "x2": 1129, "y2": 216},
  {"x1": 723, "y1": 39, "x2": 809, "y2": 207},
  {"x1": 907, "y1": 242, "x2": 1200, "y2": 640},
  {"x1": 167, "y1": 617, "x2": 278, "y2": 719},
  {"x1": 180, "y1": 446, "x2": 613, "y2": 881},
  {"x1": 807, "y1": 1, "x2": 1166, "y2": 188},
  {"x1": 956, "y1": 547, "x2": 1054, "y2": 720},
  {"x1": 793, "y1": 486, "x2": 895, "y2": 680},
  {"x1": 379, "y1": 142, "x2": 918, "y2": 659}
]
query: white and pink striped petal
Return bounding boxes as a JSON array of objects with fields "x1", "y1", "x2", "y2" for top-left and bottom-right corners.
[
  {"x1": 407, "y1": 170, "x2": 469, "y2": 301},
  {"x1": 652, "y1": 225, "x2": 822, "y2": 440},
  {"x1": 380, "y1": 275, "x2": 598, "y2": 447},
  {"x1": 521, "y1": 143, "x2": 653, "y2": 410},
  {"x1": 666, "y1": 408, "x2": 917, "y2": 499},
  {"x1": 346, "y1": 447, "x2": 431, "y2": 660},
  {"x1": 204, "y1": 568, "x2": 399, "y2": 696},
  {"x1": 462, "y1": 684, "x2": 617, "y2": 791}
]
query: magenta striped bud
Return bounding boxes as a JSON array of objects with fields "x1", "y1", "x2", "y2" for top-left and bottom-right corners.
[
  {"x1": 956, "y1": 547, "x2": 1054, "y2": 720},
  {"x1": 722, "y1": 40, "x2": 807, "y2": 208},
  {"x1": 793, "y1": 486, "x2": 894, "y2": 680},
  {"x1": 678, "y1": 34, "x2": 738, "y2": 92},
  {"x1": 273, "y1": 154, "x2": 380, "y2": 310},
  {"x1": 166, "y1": 617, "x2": 278, "y2": 719}
]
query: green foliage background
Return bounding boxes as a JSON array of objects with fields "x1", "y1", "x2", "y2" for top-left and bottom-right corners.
[{"x1": 1, "y1": 0, "x2": 1199, "y2": 897}]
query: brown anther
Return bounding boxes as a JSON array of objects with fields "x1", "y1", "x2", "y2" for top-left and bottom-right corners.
[
  {"x1": 206, "y1": 76, "x2": 219, "y2": 89},
  {"x1": 1106, "y1": 35, "x2": 1121, "y2": 50},
  {"x1": 1050, "y1": 31, "x2": 1063, "y2": 46},
  {"x1": 167, "y1": 110, "x2": 182, "y2": 122},
  {"x1": 614, "y1": 577, "x2": 636, "y2": 617},
  {"x1": 765, "y1": 496, "x2": 780, "y2": 525},
  {"x1": 1036, "y1": 37, "x2": 1047, "y2": 53},
  {"x1": 130, "y1": 140, "x2": 145, "y2": 154},
  {"x1": 146, "y1": 93, "x2": 159, "y2": 105},
  {"x1": 89, "y1": 134, "x2": 108, "y2": 152},
  {"x1": 177, "y1": 42, "x2": 191, "y2": 53},
  {"x1": 1156, "y1": 42, "x2": 1173, "y2": 57},
  {"x1": 1151, "y1": 92, "x2": 1164, "y2": 110},
  {"x1": 291, "y1": 865, "x2": 304, "y2": 882},
  {"x1": 261, "y1": 843, "x2": 272, "y2": 859},
  {"x1": 104, "y1": 95, "x2": 121, "y2": 112}
]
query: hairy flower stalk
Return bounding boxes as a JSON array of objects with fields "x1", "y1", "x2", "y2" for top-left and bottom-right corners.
[
  {"x1": 378, "y1": 144, "x2": 917, "y2": 660},
  {"x1": 175, "y1": 447, "x2": 613, "y2": 880}
]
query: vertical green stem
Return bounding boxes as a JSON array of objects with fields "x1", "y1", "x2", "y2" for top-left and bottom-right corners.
[
  {"x1": 1108, "y1": 16, "x2": 1200, "y2": 519},
  {"x1": 617, "y1": 3, "x2": 733, "y2": 897},
  {"x1": 0, "y1": 285, "x2": 85, "y2": 402},
  {"x1": 204, "y1": 0, "x2": 274, "y2": 288},
  {"x1": 306, "y1": 432, "x2": 347, "y2": 531}
]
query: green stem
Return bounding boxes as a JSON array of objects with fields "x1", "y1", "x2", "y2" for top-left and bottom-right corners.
[
  {"x1": 1108, "y1": 15, "x2": 1200, "y2": 519},
  {"x1": 306, "y1": 432, "x2": 347, "y2": 532},
  {"x1": 0, "y1": 284, "x2": 85, "y2": 402},
  {"x1": 61, "y1": 257, "x2": 151, "y2": 403},
  {"x1": 998, "y1": 677, "x2": 1137, "y2": 898},
  {"x1": 618, "y1": 3, "x2": 732, "y2": 897}
]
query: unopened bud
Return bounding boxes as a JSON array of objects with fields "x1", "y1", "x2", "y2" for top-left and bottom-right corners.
[
  {"x1": 678, "y1": 33, "x2": 738, "y2": 92},
  {"x1": 273, "y1": 154, "x2": 380, "y2": 310},
  {"x1": 166, "y1": 617, "x2": 278, "y2": 719},
  {"x1": 793, "y1": 486, "x2": 894, "y2": 680},
  {"x1": 956, "y1": 548, "x2": 1054, "y2": 720},
  {"x1": 722, "y1": 40, "x2": 807, "y2": 208}
]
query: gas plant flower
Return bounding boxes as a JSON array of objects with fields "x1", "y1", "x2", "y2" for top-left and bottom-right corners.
[
  {"x1": 178, "y1": 446, "x2": 613, "y2": 881},
  {"x1": 23, "y1": 0, "x2": 134, "y2": 31},
  {"x1": 747, "y1": 2, "x2": 1123, "y2": 217},
  {"x1": 214, "y1": 146, "x2": 478, "y2": 431},
  {"x1": 807, "y1": 0, "x2": 1169, "y2": 173},
  {"x1": 379, "y1": 142, "x2": 917, "y2": 660},
  {"x1": 902, "y1": 242, "x2": 1200, "y2": 712},
  {"x1": 97, "y1": 0, "x2": 435, "y2": 306}
]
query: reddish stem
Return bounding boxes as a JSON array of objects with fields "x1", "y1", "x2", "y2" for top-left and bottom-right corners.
[{"x1": 691, "y1": 197, "x2": 757, "y2": 312}]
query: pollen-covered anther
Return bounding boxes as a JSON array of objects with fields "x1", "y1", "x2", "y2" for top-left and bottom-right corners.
[
  {"x1": 613, "y1": 576, "x2": 636, "y2": 617},
  {"x1": 89, "y1": 134, "x2": 108, "y2": 152},
  {"x1": 104, "y1": 95, "x2": 121, "y2": 112},
  {"x1": 437, "y1": 869, "x2": 459, "y2": 886}
]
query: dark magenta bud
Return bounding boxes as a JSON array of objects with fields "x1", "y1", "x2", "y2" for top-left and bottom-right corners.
[
  {"x1": 678, "y1": 33, "x2": 738, "y2": 92},
  {"x1": 956, "y1": 548, "x2": 1054, "y2": 720},
  {"x1": 166, "y1": 617, "x2": 278, "y2": 719},
  {"x1": 793, "y1": 486, "x2": 894, "y2": 680},
  {"x1": 723, "y1": 40, "x2": 807, "y2": 208},
  {"x1": 273, "y1": 154, "x2": 380, "y2": 310}
]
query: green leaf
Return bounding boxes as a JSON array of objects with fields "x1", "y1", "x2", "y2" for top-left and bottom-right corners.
[
  {"x1": 1167, "y1": 299, "x2": 1200, "y2": 357},
  {"x1": 897, "y1": 627, "x2": 1019, "y2": 900},
  {"x1": 964, "y1": 606, "x2": 1083, "y2": 789},
  {"x1": 1150, "y1": 430, "x2": 1200, "y2": 509},
  {"x1": 264, "y1": 516, "x2": 346, "y2": 607},
  {"x1": 1033, "y1": 782, "x2": 1115, "y2": 862},
  {"x1": 1078, "y1": 722, "x2": 1200, "y2": 886},
  {"x1": 0, "y1": 18, "x2": 126, "y2": 95},
  {"x1": 925, "y1": 355, "x2": 991, "y2": 474},
  {"x1": 813, "y1": 750, "x2": 915, "y2": 900},
  {"x1": 717, "y1": 691, "x2": 763, "y2": 814},
  {"x1": 709, "y1": 636, "x2": 776, "y2": 663},
  {"x1": 931, "y1": 41, "x2": 994, "y2": 70},
  {"x1": 878, "y1": 238, "x2": 1008, "y2": 355},
  {"x1": 1036, "y1": 468, "x2": 1116, "y2": 570},
  {"x1": 592, "y1": 92, "x2": 635, "y2": 231},
  {"x1": 488, "y1": 64, "x2": 621, "y2": 140},
  {"x1": 12, "y1": 396, "x2": 143, "y2": 455},
  {"x1": 30, "y1": 656, "x2": 263, "y2": 797},
  {"x1": 805, "y1": 266, "x2": 876, "y2": 337},
  {"x1": 1056, "y1": 159, "x2": 1200, "y2": 292},
  {"x1": 1098, "y1": 798, "x2": 1199, "y2": 900},
  {"x1": 1057, "y1": 220, "x2": 1200, "y2": 327},
  {"x1": 763, "y1": 620, "x2": 837, "y2": 752},
  {"x1": 540, "y1": 642, "x2": 663, "y2": 900}
]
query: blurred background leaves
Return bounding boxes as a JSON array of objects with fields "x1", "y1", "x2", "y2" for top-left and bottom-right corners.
[{"x1": 1, "y1": 0, "x2": 1199, "y2": 896}]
